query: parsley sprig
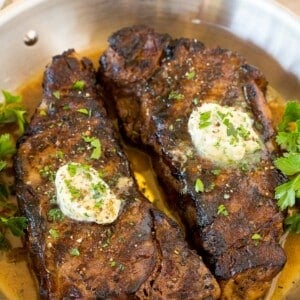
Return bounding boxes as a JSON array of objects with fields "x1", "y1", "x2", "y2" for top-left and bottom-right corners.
[
  {"x1": 0, "y1": 90, "x2": 26, "y2": 134},
  {"x1": 275, "y1": 101, "x2": 300, "y2": 233},
  {"x1": 0, "y1": 90, "x2": 27, "y2": 250}
]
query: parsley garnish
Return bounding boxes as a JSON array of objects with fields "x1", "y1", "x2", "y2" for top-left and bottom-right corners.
[
  {"x1": 199, "y1": 111, "x2": 211, "y2": 129},
  {"x1": 284, "y1": 214, "x2": 300, "y2": 233},
  {"x1": 69, "y1": 247, "x2": 80, "y2": 256},
  {"x1": 39, "y1": 165, "x2": 56, "y2": 182},
  {"x1": 0, "y1": 90, "x2": 26, "y2": 133},
  {"x1": 0, "y1": 134, "x2": 16, "y2": 164},
  {"x1": 195, "y1": 178, "x2": 204, "y2": 193},
  {"x1": 82, "y1": 135, "x2": 102, "y2": 159},
  {"x1": 0, "y1": 90, "x2": 27, "y2": 250},
  {"x1": 49, "y1": 228, "x2": 59, "y2": 239},
  {"x1": 223, "y1": 118, "x2": 237, "y2": 138},
  {"x1": 185, "y1": 70, "x2": 196, "y2": 80},
  {"x1": 110, "y1": 260, "x2": 116, "y2": 267},
  {"x1": 48, "y1": 208, "x2": 64, "y2": 222},
  {"x1": 52, "y1": 90, "x2": 60, "y2": 99},
  {"x1": 217, "y1": 204, "x2": 229, "y2": 216},
  {"x1": 67, "y1": 163, "x2": 78, "y2": 177},
  {"x1": 0, "y1": 216, "x2": 27, "y2": 237},
  {"x1": 92, "y1": 181, "x2": 107, "y2": 200},
  {"x1": 72, "y1": 80, "x2": 85, "y2": 91},
  {"x1": 274, "y1": 101, "x2": 300, "y2": 233},
  {"x1": 77, "y1": 108, "x2": 91, "y2": 117},
  {"x1": 251, "y1": 233, "x2": 262, "y2": 245},
  {"x1": 65, "y1": 179, "x2": 83, "y2": 200},
  {"x1": 56, "y1": 150, "x2": 64, "y2": 160},
  {"x1": 168, "y1": 90, "x2": 184, "y2": 101}
]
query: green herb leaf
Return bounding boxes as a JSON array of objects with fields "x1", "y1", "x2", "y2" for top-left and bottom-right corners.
[
  {"x1": 91, "y1": 181, "x2": 107, "y2": 200},
  {"x1": 65, "y1": 179, "x2": 83, "y2": 200},
  {"x1": 185, "y1": 70, "x2": 196, "y2": 80},
  {"x1": 77, "y1": 108, "x2": 91, "y2": 117},
  {"x1": 251, "y1": 233, "x2": 262, "y2": 245},
  {"x1": 0, "y1": 90, "x2": 28, "y2": 250},
  {"x1": 73, "y1": 80, "x2": 85, "y2": 91},
  {"x1": 110, "y1": 260, "x2": 116, "y2": 267},
  {"x1": 39, "y1": 165, "x2": 56, "y2": 182},
  {"x1": 278, "y1": 101, "x2": 300, "y2": 132},
  {"x1": 223, "y1": 118, "x2": 236, "y2": 137},
  {"x1": 284, "y1": 213, "x2": 300, "y2": 233},
  {"x1": 48, "y1": 208, "x2": 64, "y2": 222},
  {"x1": 276, "y1": 132, "x2": 300, "y2": 152},
  {"x1": 275, "y1": 154, "x2": 300, "y2": 176},
  {"x1": 217, "y1": 204, "x2": 229, "y2": 216},
  {"x1": 0, "y1": 216, "x2": 27, "y2": 237},
  {"x1": 69, "y1": 247, "x2": 80, "y2": 256},
  {"x1": 251, "y1": 233, "x2": 262, "y2": 240},
  {"x1": 0, "y1": 90, "x2": 26, "y2": 133},
  {"x1": 0, "y1": 232, "x2": 11, "y2": 250},
  {"x1": 0, "y1": 134, "x2": 16, "y2": 159},
  {"x1": 49, "y1": 228, "x2": 59, "y2": 239},
  {"x1": 52, "y1": 90, "x2": 60, "y2": 99},
  {"x1": 195, "y1": 178, "x2": 204, "y2": 193},
  {"x1": 168, "y1": 90, "x2": 184, "y2": 101},
  {"x1": 1, "y1": 90, "x2": 22, "y2": 104},
  {"x1": 274, "y1": 101, "x2": 300, "y2": 233},
  {"x1": 199, "y1": 111, "x2": 211, "y2": 129},
  {"x1": 56, "y1": 150, "x2": 64, "y2": 160},
  {"x1": 0, "y1": 161, "x2": 7, "y2": 172},
  {"x1": 83, "y1": 136, "x2": 102, "y2": 160},
  {"x1": 90, "y1": 138, "x2": 101, "y2": 159},
  {"x1": 275, "y1": 174, "x2": 300, "y2": 210},
  {"x1": 67, "y1": 163, "x2": 78, "y2": 177}
]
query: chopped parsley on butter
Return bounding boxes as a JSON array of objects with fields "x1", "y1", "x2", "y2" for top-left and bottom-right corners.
[
  {"x1": 188, "y1": 103, "x2": 262, "y2": 165},
  {"x1": 55, "y1": 162, "x2": 122, "y2": 224}
]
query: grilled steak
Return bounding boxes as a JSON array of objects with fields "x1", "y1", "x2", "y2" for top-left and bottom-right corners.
[
  {"x1": 14, "y1": 50, "x2": 221, "y2": 299},
  {"x1": 99, "y1": 25, "x2": 287, "y2": 299}
]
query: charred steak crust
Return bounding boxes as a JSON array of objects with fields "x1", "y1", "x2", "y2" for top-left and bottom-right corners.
[
  {"x1": 99, "y1": 25, "x2": 287, "y2": 299},
  {"x1": 14, "y1": 50, "x2": 220, "y2": 299}
]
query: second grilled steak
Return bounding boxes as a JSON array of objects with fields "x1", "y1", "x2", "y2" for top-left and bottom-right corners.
[
  {"x1": 14, "y1": 50, "x2": 220, "y2": 299},
  {"x1": 99, "y1": 25, "x2": 287, "y2": 299}
]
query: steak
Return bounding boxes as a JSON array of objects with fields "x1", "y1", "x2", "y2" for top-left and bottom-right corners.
[
  {"x1": 99, "y1": 25, "x2": 287, "y2": 299},
  {"x1": 14, "y1": 50, "x2": 221, "y2": 299}
]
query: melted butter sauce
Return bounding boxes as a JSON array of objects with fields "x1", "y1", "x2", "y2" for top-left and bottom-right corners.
[{"x1": 0, "y1": 51, "x2": 299, "y2": 299}]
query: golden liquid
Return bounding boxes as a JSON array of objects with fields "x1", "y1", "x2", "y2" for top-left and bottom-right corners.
[{"x1": 0, "y1": 51, "x2": 299, "y2": 300}]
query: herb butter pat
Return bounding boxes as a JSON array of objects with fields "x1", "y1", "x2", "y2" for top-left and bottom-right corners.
[
  {"x1": 55, "y1": 163, "x2": 122, "y2": 224},
  {"x1": 188, "y1": 103, "x2": 262, "y2": 165}
]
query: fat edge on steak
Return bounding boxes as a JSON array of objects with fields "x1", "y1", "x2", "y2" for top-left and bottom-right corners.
[
  {"x1": 14, "y1": 50, "x2": 220, "y2": 299},
  {"x1": 99, "y1": 25, "x2": 287, "y2": 300}
]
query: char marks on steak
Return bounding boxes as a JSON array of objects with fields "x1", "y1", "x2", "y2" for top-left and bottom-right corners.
[
  {"x1": 14, "y1": 50, "x2": 220, "y2": 299},
  {"x1": 99, "y1": 25, "x2": 287, "y2": 299}
]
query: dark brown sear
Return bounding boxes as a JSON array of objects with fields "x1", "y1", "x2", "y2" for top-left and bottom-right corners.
[
  {"x1": 99, "y1": 25, "x2": 287, "y2": 300},
  {"x1": 14, "y1": 50, "x2": 220, "y2": 299}
]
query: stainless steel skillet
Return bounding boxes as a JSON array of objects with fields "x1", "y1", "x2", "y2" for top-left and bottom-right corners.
[{"x1": 0, "y1": 0, "x2": 299, "y2": 299}]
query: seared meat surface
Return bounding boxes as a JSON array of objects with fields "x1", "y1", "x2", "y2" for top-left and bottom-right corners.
[
  {"x1": 14, "y1": 50, "x2": 220, "y2": 299},
  {"x1": 99, "y1": 25, "x2": 286, "y2": 299}
]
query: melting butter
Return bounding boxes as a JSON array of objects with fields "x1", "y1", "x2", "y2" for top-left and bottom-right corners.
[
  {"x1": 188, "y1": 103, "x2": 262, "y2": 165},
  {"x1": 55, "y1": 162, "x2": 122, "y2": 224}
]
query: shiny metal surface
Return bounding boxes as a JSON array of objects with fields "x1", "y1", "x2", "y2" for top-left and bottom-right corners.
[
  {"x1": 0, "y1": 0, "x2": 299, "y2": 99},
  {"x1": 0, "y1": 0, "x2": 299, "y2": 299}
]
